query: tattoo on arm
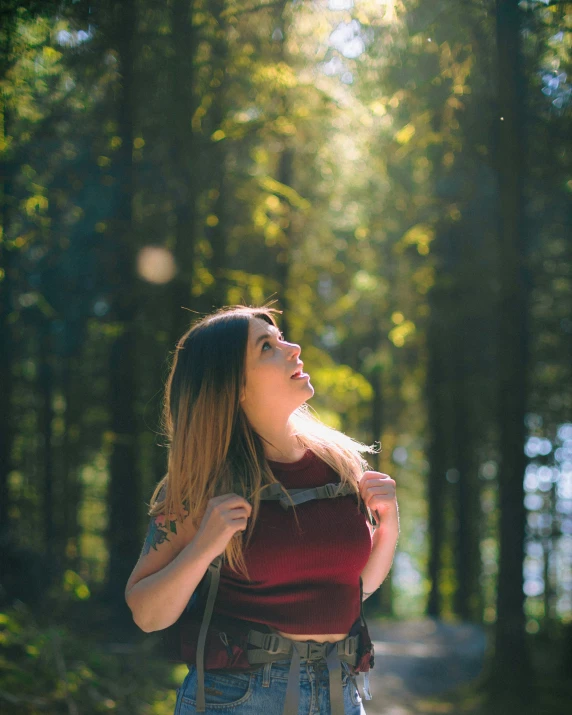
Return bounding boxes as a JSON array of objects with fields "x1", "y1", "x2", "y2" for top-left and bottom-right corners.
[
  {"x1": 142, "y1": 515, "x2": 178, "y2": 556},
  {"x1": 142, "y1": 485, "x2": 190, "y2": 556}
]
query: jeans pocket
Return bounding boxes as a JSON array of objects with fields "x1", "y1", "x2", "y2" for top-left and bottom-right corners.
[{"x1": 180, "y1": 665, "x2": 254, "y2": 708}]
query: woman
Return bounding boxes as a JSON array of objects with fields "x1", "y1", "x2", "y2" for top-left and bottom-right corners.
[{"x1": 125, "y1": 304, "x2": 399, "y2": 714}]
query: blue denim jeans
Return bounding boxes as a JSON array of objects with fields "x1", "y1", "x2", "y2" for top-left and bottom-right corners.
[{"x1": 174, "y1": 656, "x2": 366, "y2": 714}]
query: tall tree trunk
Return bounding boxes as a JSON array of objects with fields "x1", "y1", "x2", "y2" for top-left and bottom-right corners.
[
  {"x1": 0, "y1": 8, "x2": 16, "y2": 596},
  {"x1": 169, "y1": 0, "x2": 199, "y2": 346},
  {"x1": 39, "y1": 318, "x2": 56, "y2": 579},
  {"x1": 426, "y1": 280, "x2": 448, "y2": 618},
  {"x1": 369, "y1": 320, "x2": 393, "y2": 615},
  {"x1": 451, "y1": 324, "x2": 480, "y2": 621},
  {"x1": 209, "y1": 169, "x2": 230, "y2": 310},
  {"x1": 489, "y1": 0, "x2": 534, "y2": 697},
  {"x1": 208, "y1": 0, "x2": 231, "y2": 311},
  {"x1": 448, "y1": 262, "x2": 483, "y2": 624},
  {"x1": 271, "y1": 0, "x2": 295, "y2": 334},
  {"x1": 275, "y1": 145, "x2": 294, "y2": 337},
  {"x1": 104, "y1": 0, "x2": 141, "y2": 623},
  {"x1": 371, "y1": 372, "x2": 383, "y2": 477},
  {"x1": 61, "y1": 354, "x2": 82, "y2": 571}
]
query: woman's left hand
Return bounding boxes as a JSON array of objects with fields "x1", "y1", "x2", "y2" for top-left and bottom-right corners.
[{"x1": 359, "y1": 471, "x2": 398, "y2": 522}]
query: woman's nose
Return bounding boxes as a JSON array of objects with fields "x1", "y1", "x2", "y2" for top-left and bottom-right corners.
[{"x1": 288, "y1": 342, "x2": 301, "y2": 358}]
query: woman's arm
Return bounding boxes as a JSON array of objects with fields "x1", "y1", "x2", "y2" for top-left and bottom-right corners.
[
  {"x1": 360, "y1": 504, "x2": 400, "y2": 600},
  {"x1": 125, "y1": 509, "x2": 219, "y2": 633},
  {"x1": 126, "y1": 534, "x2": 219, "y2": 632}
]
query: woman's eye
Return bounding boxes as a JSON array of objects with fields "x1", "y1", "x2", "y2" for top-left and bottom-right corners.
[{"x1": 262, "y1": 333, "x2": 285, "y2": 351}]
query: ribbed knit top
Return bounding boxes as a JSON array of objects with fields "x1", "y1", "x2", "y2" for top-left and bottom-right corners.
[{"x1": 212, "y1": 449, "x2": 373, "y2": 634}]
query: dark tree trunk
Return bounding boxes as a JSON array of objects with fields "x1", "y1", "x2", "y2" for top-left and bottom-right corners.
[
  {"x1": 489, "y1": 0, "x2": 534, "y2": 697},
  {"x1": 104, "y1": 0, "x2": 141, "y2": 623},
  {"x1": 61, "y1": 355, "x2": 82, "y2": 571},
  {"x1": 275, "y1": 145, "x2": 294, "y2": 337},
  {"x1": 39, "y1": 319, "x2": 56, "y2": 577},
  {"x1": 371, "y1": 358, "x2": 394, "y2": 616},
  {"x1": 447, "y1": 256, "x2": 484, "y2": 624},
  {"x1": 208, "y1": 0, "x2": 231, "y2": 311},
  {"x1": 0, "y1": 9, "x2": 16, "y2": 596},
  {"x1": 371, "y1": 366, "x2": 383, "y2": 476},
  {"x1": 451, "y1": 325, "x2": 480, "y2": 622},
  {"x1": 270, "y1": 0, "x2": 295, "y2": 334},
  {"x1": 209, "y1": 170, "x2": 230, "y2": 311},
  {"x1": 426, "y1": 279, "x2": 448, "y2": 618},
  {"x1": 169, "y1": 0, "x2": 199, "y2": 346}
]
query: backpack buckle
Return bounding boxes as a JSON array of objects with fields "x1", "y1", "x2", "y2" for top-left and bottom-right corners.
[
  {"x1": 324, "y1": 483, "x2": 340, "y2": 498},
  {"x1": 341, "y1": 635, "x2": 358, "y2": 657},
  {"x1": 307, "y1": 642, "x2": 327, "y2": 660},
  {"x1": 263, "y1": 633, "x2": 282, "y2": 654}
]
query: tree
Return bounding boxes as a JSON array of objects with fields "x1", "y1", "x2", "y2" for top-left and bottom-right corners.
[{"x1": 488, "y1": 0, "x2": 534, "y2": 699}]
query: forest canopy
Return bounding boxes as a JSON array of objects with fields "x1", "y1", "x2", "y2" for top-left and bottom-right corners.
[{"x1": 0, "y1": 0, "x2": 571, "y2": 713}]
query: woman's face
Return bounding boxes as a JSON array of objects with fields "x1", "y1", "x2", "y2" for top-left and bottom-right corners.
[{"x1": 239, "y1": 317, "x2": 314, "y2": 417}]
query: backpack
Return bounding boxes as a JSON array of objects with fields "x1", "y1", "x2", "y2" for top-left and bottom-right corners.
[{"x1": 159, "y1": 477, "x2": 378, "y2": 672}]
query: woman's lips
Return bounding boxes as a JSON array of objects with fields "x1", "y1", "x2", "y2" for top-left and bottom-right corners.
[{"x1": 291, "y1": 372, "x2": 310, "y2": 380}]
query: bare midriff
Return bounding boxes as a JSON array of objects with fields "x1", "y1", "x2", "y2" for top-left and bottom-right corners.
[{"x1": 275, "y1": 629, "x2": 350, "y2": 643}]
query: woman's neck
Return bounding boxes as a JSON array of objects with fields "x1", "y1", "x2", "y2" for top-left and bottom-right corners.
[
  {"x1": 265, "y1": 444, "x2": 307, "y2": 463},
  {"x1": 262, "y1": 434, "x2": 305, "y2": 463},
  {"x1": 245, "y1": 411, "x2": 304, "y2": 462}
]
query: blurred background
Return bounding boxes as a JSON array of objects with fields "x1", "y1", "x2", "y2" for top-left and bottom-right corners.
[{"x1": 0, "y1": 0, "x2": 571, "y2": 713}]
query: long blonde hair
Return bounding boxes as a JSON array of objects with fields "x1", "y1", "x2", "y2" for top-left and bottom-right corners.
[{"x1": 148, "y1": 303, "x2": 379, "y2": 580}]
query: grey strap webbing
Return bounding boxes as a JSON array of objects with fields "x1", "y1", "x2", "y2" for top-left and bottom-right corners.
[
  {"x1": 195, "y1": 555, "x2": 223, "y2": 712},
  {"x1": 283, "y1": 640, "x2": 345, "y2": 715},
  {"x1": 193, "y1": 481, "x2": 375, "y2": 713},
  {"x1": 257, "y1": 480, "x2": 354, "y2": 508},
  {"x1": 246, "y1": 630, "x2": 356, "y2": 715}
]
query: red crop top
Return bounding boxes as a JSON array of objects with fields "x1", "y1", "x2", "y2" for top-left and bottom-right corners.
[{"x1": 212, "y1": 448, "x2": 373, "y2": 634}]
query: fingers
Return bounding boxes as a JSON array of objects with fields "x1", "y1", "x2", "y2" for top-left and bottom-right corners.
[
  {"x1": 363, "y1": 470, "x2": 393, "y2": 481},
  {"x1": 360, "y1": 472, "x2": 397, "y2": 505}
]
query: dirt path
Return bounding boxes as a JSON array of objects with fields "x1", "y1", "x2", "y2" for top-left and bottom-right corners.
[{"x1": 358, "y1": 618, "x2": 487, "y2": 714}]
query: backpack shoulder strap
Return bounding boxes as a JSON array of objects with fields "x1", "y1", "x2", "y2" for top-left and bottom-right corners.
[
  {"x1": 195, "y1": 554, "x2": 223, "y2": 711},
  {"x1": 257, "y1": 480, "x2": 352, "y2": 506},
  {"x1": 257, "y1": 481, "x2": 378, "y2": 528}
]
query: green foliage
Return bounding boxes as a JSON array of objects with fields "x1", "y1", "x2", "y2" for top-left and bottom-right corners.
[
  {"x1": 302, "y1": 344, "x2": 373, "y2": 410},
  {"x1": 0, "y1": 601, "x2": 181, "y2": 714},
  {"x1": 62, "y1": 570, "x2": 90, "y2": 601}
]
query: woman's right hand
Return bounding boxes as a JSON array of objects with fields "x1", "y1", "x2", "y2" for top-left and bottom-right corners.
[{"x1": 195, "y1": 494, "x2": 252, "y2": 559}]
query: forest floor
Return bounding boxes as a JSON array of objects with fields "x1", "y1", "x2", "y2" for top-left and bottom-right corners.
[
  {"x1": 363, "y1": 617, "x2": 487, "y2": 715},
  {"x1": 362, "y1": 617, "x2": 572, "y2": 715}
]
